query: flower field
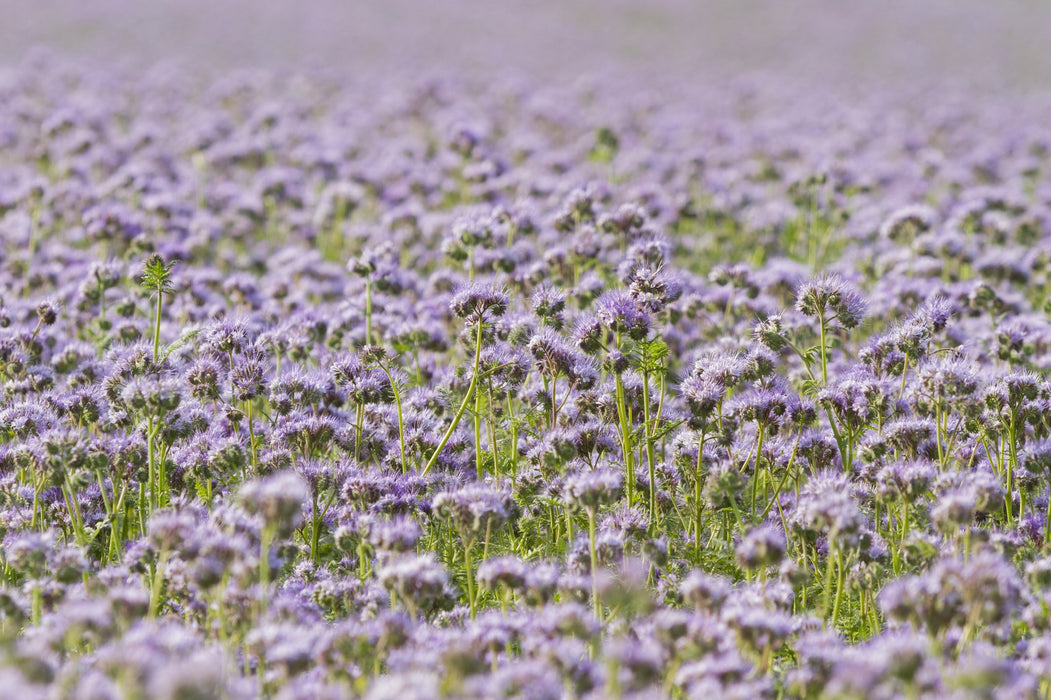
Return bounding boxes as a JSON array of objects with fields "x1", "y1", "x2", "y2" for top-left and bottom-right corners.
[{"x1": 2, "y1": 40, "x2": 1051, "y2": 697}]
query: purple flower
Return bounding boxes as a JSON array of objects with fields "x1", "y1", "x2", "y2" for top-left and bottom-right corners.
[
  {"x1": 431, "y1": 484, "x2": 515, "y2": 540},
  {"x1": 239, "y1": 471, "x2": 310, "y2": 537},
  {"x1": 795, "y1": 273, "x2": 867, "y2": 329},
  {"x1": 376, "y1": 553, "x2": 456, "y2": 620},
  {"x1": 449, "y1": 282, "x2": 509, "y2": 322},
  {"x1": 594, "y1": 289, "x2": 650, "y2": 341},
  {"x1": 736, "y1": 524, "x2": 787, "y2": 571},
  {"x1": 562, "y1": 470, "x2": 623, "y2": 511}
]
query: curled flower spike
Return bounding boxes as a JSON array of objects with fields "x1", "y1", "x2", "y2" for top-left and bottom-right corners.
[
  {"x1": 795, "y1": 273, "x2": 867, "y2": 329},
  {"x1": 450, "y1": 282, "x2": 510, "y2": 322}
]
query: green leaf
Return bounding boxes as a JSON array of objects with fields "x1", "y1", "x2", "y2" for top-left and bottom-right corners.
[
  {"x1": 161, "y1": 328, "x2": 203, "y2": 362},
  {"x1": 636, "y1": 337, "x2": 670, "y2": 373},
  {"x1": 139, "y1": 253, "x2": 177, "y2": 296}
]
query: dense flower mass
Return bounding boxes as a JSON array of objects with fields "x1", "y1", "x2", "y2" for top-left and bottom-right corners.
[{"x1": 3, "y1": 49, "x2": 1051, "y2": 698}]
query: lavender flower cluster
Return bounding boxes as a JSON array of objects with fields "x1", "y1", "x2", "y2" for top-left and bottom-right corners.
[{"x1": 3, "y1": 52, "x2": 1051, "y2": 698}]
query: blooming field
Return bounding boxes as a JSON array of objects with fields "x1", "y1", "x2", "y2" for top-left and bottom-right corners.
[{"x1": 3, "y1": 50, "x2": 1051, "y2": 698}]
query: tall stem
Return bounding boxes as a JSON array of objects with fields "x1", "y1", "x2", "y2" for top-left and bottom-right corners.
[
  {"x1": 464, "y1": 538, "x2": 477, "y2": 619},
  {"x1": 246, "y1": 400, "x2": 258, "y2": 475},
  {"x1": 422, "y1": 320, "x2": 483, "y2": 476},
  {"x1": 474, "y1": 379, "x2": 484, "y2": 480},
  {"x1": 153, "y1": 289, "x2": 163, "y2": 362},
  {"x1": 149, "y1": 551, "x2": 168, "y2": 617},
  {"x1": 749, "y1": 423, "x2": 766, "y2": 514},
  {"x1": 354, "y1": 403, "x2": 364, "y2": 462},
  {"x1": 831, "y1": 548, "x2": 846, "y2": 627},
  {"x1": 587, "y1": 507, "x2": 601, "y2": 620},
  {"x1": 377, "y1": 364, "x2": 407, "y2": 473},
  {"x1": 147, "y1": 416, "x2": 156, "y2": 511},
  {"x1": 694, "y1": 429, "x2": 705, "y2": 551},
  {"x1": 487, "y1": 382, "x2": 499, "y2": 475},
  {"x1": 818, "y1": 314, "x2": 829, "y2": 385},
  {"x1": 1009, "y1": 411, "x2": 1022, "y2": 518},
  {"x1": 613, "y1": 333, "x2": 635, "y2": 504},
  {"x1": 643, "y1": 369, "x2": 658, "y2": 530},
  {"x1": 821, "y1": 545, "x2": 836, "y2": 621}
]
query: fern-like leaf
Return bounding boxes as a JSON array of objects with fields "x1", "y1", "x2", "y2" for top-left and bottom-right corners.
[{"x1": 139, "y1": 253, "x2": 176, "y2": 297}]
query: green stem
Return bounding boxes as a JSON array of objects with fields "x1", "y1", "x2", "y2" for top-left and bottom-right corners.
[
  {"x1": 62, "y1": 475, "x2": 86, "y2": 546},
  {"x1": 354, "y1": 403, "x2": 364, "y2": 462},
  {"x1": 1045, "y1": 485, "x2": 1051, "y2": 542},
  {"x1": 818, "y1": 314, "x2": 829, "y2": 385},
  {"x1": 749, "y1": 423, "x2": 766, "y2": 515},
  {"x1": 1009, "y1": 411, "x2": 1023, "y2": 518},
  {"x1": 149, "y1": 551, "x2": 168, "y2": 617},
  {"x1": 613, "y1": 334, "x2": 635, "y2": 504},
  {"x1": 474, "y1": 375, "x2": 484, "y2": 480},
  {"x1": 378, "y1": 364, "x2": 407, "y2": 473},
  {"x1": 31, "y1": 481, "x2": 41, "y2": 530},
  {"x1": 642, "y1": 369, "x2": 659, "y2": 531},
  {"x1": 311, "y1": 493, "x2": 322, "y2": 565},
  {"x1": 108, "y1": 483, "x2": 128, "y2": 564},
  {"x1": 507, "y1": 395, "x2": 519, "y2": 479},
  {"x1": 694, "y1": 430, "x2": 706, "y2": 551},
  {"x1": 464, "y1": 538, "x2": 477, "y2": 619},
  {"x1": 147, "y1": 416, "x2": 157, "y2": 511},
  {"x1": 544, "y1": 374, "x2": 553, "y2": 429},
  {"x1": 487, "y1": 381, "x2": 499, "y2": 476},
  {"x1": 421, "y1": 320, "x2": 484, "y2": 477},
  {"x1": 247, "y1": 400, "x2": 258, "y2": 476},
  {"x1": 153, "y1": 289, "x2": 163, "y2": 363},
  {"x1": 822, "y1": 546, "x2": 836, "y2": 620},
  {"x1": 587, "y1": 507, "x2": 601, "y2": 620},
  {"x1": 760, "y1": 465, "x2": 793, "y2": 522},
  {"x1": 831, "y1": 548, "x2": 846, "y2": 627}
]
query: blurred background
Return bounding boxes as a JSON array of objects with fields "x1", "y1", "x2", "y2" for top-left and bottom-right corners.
[{"x1": 1, "y1": 0, "x2": 1049, "y2": 95}]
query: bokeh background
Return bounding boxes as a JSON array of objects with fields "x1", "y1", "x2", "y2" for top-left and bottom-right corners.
[{"x1": 1, "y1": 0, "x2": 1050, "y2": 94}]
